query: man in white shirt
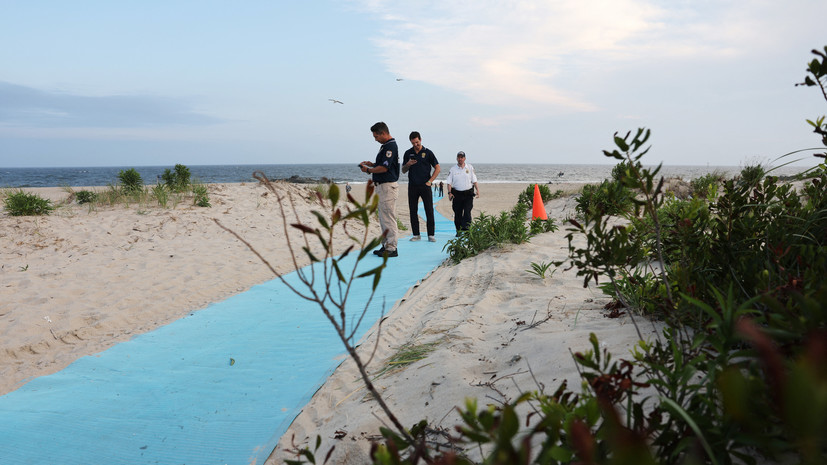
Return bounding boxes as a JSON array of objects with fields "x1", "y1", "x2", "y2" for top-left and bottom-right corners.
[{"x1": 445, "y1": 151, "x2": 480, "y2": 235}]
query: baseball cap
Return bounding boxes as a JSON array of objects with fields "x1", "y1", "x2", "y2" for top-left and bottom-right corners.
[{"x1": 457, "y1": 151, "x2": 466, "y2": 157}]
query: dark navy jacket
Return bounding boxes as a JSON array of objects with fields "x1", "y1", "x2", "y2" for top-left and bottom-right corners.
[
  {"x1": 373, "y1": 138, "x2": 399, "y2": 183},
  {"x1": 402, "y1": 146, "x2": 439, "y2": 185}
]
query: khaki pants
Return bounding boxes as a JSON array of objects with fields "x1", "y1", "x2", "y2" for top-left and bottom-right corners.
[{"x1": 375, "y1": 182, "x2": 398, "y2": 251}]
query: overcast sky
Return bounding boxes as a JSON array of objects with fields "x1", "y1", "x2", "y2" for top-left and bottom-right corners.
[{"x1": 1, "y1": 0, "x2": 825, "y2": 168}]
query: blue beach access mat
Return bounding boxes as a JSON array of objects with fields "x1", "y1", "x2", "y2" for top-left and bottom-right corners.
[{"x1": 0, "y1": 209, "x2": 455, "y2": 465}]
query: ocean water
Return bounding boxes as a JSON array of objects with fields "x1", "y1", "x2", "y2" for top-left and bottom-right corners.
[{"x1": 0, "y1": 163, "x2": 811, "y2": 188}]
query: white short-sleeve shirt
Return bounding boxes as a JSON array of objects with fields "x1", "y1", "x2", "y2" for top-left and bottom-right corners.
[{"x1": 446, "y1": 163, "x2": 477, "y2": 191}]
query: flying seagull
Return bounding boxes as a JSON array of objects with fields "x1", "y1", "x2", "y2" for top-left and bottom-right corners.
[
  {"x1": 395, "y1": 78, "x2": 404, "y2": 81},
  {"x1": 328, "y1": 98, "x2": 344, "y2": 104}
]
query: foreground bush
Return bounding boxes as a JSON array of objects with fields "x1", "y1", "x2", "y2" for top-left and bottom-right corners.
[{"x1": 3, "y1": 190, "x2": 55, "y2": 216}]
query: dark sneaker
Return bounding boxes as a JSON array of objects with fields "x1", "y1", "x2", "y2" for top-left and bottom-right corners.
[
  {"x1": 372, "y1": 247, "x2": 386, "y2": 256},
  {"x1": 385, "y1": 250, "x2": 398, "y2": 258}
]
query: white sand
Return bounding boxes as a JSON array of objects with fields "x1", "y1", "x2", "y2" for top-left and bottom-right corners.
[{"x1": 1, "y1": 181, "x2": 653, "y2": 464}]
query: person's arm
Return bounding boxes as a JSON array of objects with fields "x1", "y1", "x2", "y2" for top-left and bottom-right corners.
[
  {"x1": 401, "y1": 154, "x2": 416, "y2": 174},
  {"x1": 369, "y1": 165, "x2": 389, "y2": 174},
  {"x1": 427, "y1": 164, "x2": 441, "y2": 186},
  {"x1": 474, "y1": 181, "x2": 480, "y2": 198}
]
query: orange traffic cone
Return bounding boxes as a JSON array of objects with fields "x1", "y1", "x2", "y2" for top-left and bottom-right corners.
[{"x1": 532, "y1": 183, "x2": 548, "y2": 220}]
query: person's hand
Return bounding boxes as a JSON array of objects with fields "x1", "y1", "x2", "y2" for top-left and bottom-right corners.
[{"x1": 405, "y1": 158, "x2": 417, "y2": 167}]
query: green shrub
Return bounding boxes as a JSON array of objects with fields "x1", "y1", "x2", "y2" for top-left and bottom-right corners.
[
  {"x1": 117, "y1": 168, "x2": 144, "y2": 194},
  {"x1": 161, "y1": 164, "x2": 192, "y2": 192},
  {"x1": 575, "y1": 179, "x2": 634, "y2": 219},
  {"x1": 192, "y1": 182, "x2": 211, "y2": 207},
  {"x1": 737, "y1": 163, "x2": 766, "y2": 188},
  {"x1": 610, "y1": 159, "x2": 636, "y2": 182},
  {"x1": 3, "y1": 190, "x2": 56, "y2": 216},
  {"x1": 516, "y1": 183, "x2": 561, "y2": 207},
  {"x1": 690, "y1": 171, "x2": 724, "y2": 198},
  {"x1": 75, "y1": 190, "x2": 98, "y2": 204}
]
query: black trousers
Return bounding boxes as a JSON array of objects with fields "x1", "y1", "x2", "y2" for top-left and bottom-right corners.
[
  {"x1": 408, "y1": 184, "x2": 435, "y2": 237},
  {"x1": 451, "y1": 188, "x2": 474, "y2": 232}
]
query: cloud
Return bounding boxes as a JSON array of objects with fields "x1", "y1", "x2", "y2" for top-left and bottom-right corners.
[
  {"x1": 359, "y1": 0, "x2": 817, "y2": 112},
  {"x1": 0, "y1": 81, "x2": 222, "y2": 128}
]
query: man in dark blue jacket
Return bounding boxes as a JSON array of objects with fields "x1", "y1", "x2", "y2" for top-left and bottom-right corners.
[
  {"x1": 402, "y1": 131, "x2": 440, "y2": 242},
  {"x1": 359, "y1": 122, "x2": 400, "y2": 257}
]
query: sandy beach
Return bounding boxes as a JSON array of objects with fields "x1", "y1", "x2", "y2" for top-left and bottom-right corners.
[{"x1": 0, "y1": 180, "x2": 650, "y2": 463}]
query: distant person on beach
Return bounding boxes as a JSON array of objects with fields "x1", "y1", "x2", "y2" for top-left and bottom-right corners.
[
  {"x1": 439, "y1": 181, "x2": 444, "y2": 197},
  {"x1": 359, "y1": 122, "x2": 400, "y2": 257},
  {"x1": 345, "y1": 182, "x2": 351, "y2": 194},
  {"x1": 402, "y1": 131, "x2": 440, "y2": 242},
  {"x1": 446, "y1": 151, "x2": 479, "y2": 235}
]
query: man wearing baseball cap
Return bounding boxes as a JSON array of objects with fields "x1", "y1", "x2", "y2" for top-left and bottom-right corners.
[{"x1": 445, "y1": 151, "x2": 479, "y2": 235}]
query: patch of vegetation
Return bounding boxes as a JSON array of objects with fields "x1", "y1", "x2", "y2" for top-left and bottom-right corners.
[
  {"x1": 2, "y1": 189, "x2": 56, "y2": 216},
  {"x1": 737, "y1": 162, "x2": 767, "y2": 188},
  {"x1": 575, "y1": 178, "x2": 635, "y2": 219},
  {"x1": 525, "y1": 261, "x2": 555, "y2": 279},
  {"x1": 117, "y1": 168, "x2": 144, "y2": 194},
  {"x1": 396, "y1": 217, "x2": 408, "y2": 231},
  {"x1": 161, "y1": 164, "x2": 192, "y2": 192},
  {"x1": 443, "y1": 201, "x2": 557, "y2": 263},
  {"x1": 516, "y1": 183, "x2": 563, "y2": 207},
  {"x1": 152, "y1": 184, "x2": 170, "y2": 208},
  {"x1": 192, "y1": 182, "x2": 211, "y2": 207},
  {"x1": 372, "y1": 340, "x2": 442, "y2": 379},
  {"x1": 75, "y1": 190, "x2": 98, "y2": 204},
  {"x1": 690, "y1": 171, "x2": 725, "y2": 198}
]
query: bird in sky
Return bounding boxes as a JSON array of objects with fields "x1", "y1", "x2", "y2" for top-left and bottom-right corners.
[
  {"x1": 328, "y1": 98, "x2": 344, "y2": 104},
  {"x1": 395, "y1": 78, "x2": 404, "y2": 81}
]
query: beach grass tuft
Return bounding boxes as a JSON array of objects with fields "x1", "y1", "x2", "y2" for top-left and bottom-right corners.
[{"x1": 372, "y1": 340, "x2": 442, "y2": 379}]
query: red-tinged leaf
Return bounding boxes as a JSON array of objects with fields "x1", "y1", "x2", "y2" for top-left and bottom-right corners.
[{"x1": 291, "y1": 223, "x2": 317, "y2": 234}]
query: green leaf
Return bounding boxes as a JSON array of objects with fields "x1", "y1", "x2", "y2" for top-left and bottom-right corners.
[
  {"x1": 328, "y1": 183, "x2": 340, "y2": 206},
  {"x1": 660, "y1": 396, "x2": 719, "y2": 465},
  {"x1": 614, "y1": 135, "x2": 630, "y2": 152},
  {"x1": 331, "y1": 259, "x2": 346, "y2": 283},
  {"x1": 311, "y1": 211, "x2": 329, "y2": 230}
]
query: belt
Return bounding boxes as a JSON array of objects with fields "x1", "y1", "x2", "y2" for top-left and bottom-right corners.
[{"x1": 374, "y1": 181, "x2": 397, "y2": 185}]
